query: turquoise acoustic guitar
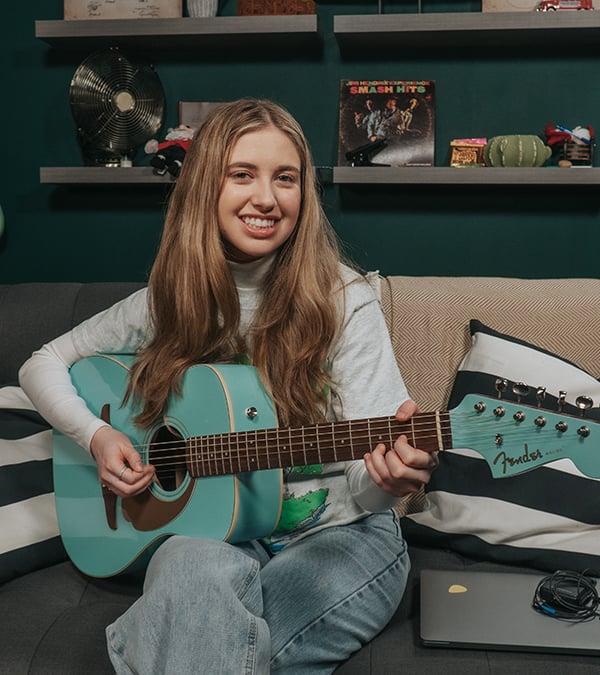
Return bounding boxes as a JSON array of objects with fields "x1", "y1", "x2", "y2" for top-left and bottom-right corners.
[{"x1": 53, "y1": 354, "x2": 598, "y2": 578}]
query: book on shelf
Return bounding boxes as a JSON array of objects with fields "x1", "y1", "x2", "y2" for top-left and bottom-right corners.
[
  {"x1": 337, "y1": 80, "x2": 435, "y2": 168},
  {"x1": 64, "y1": 0, "x2": 182, "y2": 20}
]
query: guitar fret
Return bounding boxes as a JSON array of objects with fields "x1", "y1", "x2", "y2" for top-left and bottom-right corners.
[
  {"x1": 316, "y1": 423, "x2": 321, "y2": 463},
  {"x1": 281, "y1": 427, "x2": 288, "y2": 466},
  {"x1": 250, "y1": 431, "x2": 257, "y2": 471},
  {"x1": 303, "y1": 425, "x2": 316, "y2": 465},
  {"x1": 301, "y1": 426, "x2": 307, "y2": 465},
  {"x1": 187, "y1": 437, "x2": 194, "y2": 477},
  {"x1": 223, "y1": 433, "x2": 230, "y2": 474},
  {"x1": 279, "y1": 428, "x2": 285, "y2": 466},
  {"x1": 248, "y1": 429, "x2": 256, "y2": 472},
  {"x1": 200, "y1": 437, "x2": 206, "y2": 477},
  {"x1": 246, "y1": 429, "x2": 253, "y2": 472},
  {"x1": 244, "y1": 428, "x2": 256, "y2": 471},
  {"x1": 189, "y1": 437, "x2": 196, "y2": 477},
  {"x1": 262, "y1": 430, "x2": 270, "y2": 469},
  {"x1": 233, "y1": 432, "x2": 239, "y2": 473},
  {"x1": 211, "y1": 434, "x2": 218, "y2": 476},
  {"x1": 330, "y1": 422, "x2": 336, "y2": 461},
  {"x1": 435, "y1": 412, "x2": 444, "y2": 451},
  {"x1": 238, "y1": 431, "x2": 245, "y2": 473},
  {"x1": 268, "y1": 436, "x2": 283, "y2": 468},
  {"x1": 204, "y1": 435, "x2": 210, "y2": 476},
  {"x1": 215, "y1": 435, "x2": 220, "y2": 475}
]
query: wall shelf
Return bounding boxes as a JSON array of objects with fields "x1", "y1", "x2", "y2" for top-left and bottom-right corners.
[
  {"x1": 35, "y1": 15, "x2": 320, "y2": 50},
  {"x1": 40, "y1": 167, "x2": 175, "y2": 184},
  {"x1": 41, "y1": 166, "x2": 600, "y2": 186},
  {"x1": 333, "y1": 166, "x2": 600, "y2": 185},
  {"x1": 334, "y1": 11, "x2": 600, "y2": 49},
  {"x1": 40, "y1": 166, "x2": 333, "y2": 185}
]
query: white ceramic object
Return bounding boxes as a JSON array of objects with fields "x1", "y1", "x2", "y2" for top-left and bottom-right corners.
[{"x1": 186, "y1": 0, "x2": 218, "y2": 17}]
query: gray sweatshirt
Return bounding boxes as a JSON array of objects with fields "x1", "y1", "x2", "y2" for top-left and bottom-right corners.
[{"x1": 19, "y1": 258, "x2": 409, "y2": 551}]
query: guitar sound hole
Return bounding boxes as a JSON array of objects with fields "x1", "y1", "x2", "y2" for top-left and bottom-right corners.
[{"x1": 150, "y1": 426, "x2": 186, "y2": 493}]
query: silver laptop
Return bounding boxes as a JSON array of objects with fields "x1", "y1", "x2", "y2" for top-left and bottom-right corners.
[{"x1": 420, "y1": 569, "x2": 600, "y2": 655}]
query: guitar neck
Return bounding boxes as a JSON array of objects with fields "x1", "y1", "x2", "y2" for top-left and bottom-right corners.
[{"x1": 186, "y1": 411, "x2": 452, "y2": 478}]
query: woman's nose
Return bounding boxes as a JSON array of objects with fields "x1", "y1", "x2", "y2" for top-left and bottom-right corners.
[{"x1": 251, "y1": 179, "x2": 276, "y2": 211}]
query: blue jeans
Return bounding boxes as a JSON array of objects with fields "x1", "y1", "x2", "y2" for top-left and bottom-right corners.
[{"x1": 106, "y1": 510, "x2": 409, "y2": 674}]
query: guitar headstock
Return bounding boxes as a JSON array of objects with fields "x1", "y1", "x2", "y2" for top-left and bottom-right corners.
[{"x1": 449, "y1": 381, "x2": 599, "y2": 479}]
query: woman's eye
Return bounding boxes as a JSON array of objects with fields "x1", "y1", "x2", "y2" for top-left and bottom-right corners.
[
  {"x1": 231, "y1": 171, "x2": 252, "y2": 180},
  {"x1": 277, "y1": 174, "x2": 296, "y2": 184}
]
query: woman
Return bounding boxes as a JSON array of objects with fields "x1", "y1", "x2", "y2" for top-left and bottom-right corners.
[{"x1": 20, "y1": 98, "x2": 438, "y2": 674}]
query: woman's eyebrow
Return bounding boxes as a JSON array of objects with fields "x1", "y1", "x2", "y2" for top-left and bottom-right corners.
[{"x1": 227, "y1": 161, "x2": 301, "y2": 174}]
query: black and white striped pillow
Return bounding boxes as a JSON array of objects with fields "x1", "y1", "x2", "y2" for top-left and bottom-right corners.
[
  {"x1": 403, "y1": 320, "x2": 600, "y2": 574},
  {"x1": 0, "y1": 386, "x2": 66, "y2": 583}
]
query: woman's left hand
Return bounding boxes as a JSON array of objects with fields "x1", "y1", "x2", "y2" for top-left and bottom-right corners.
[{"x1": 363, "y1": 399, "x2": 440, "y2": 498}]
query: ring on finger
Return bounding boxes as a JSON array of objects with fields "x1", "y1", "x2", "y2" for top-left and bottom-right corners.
[{"x1": 118, "y1": 465, "x2": 127, "y2": 480}]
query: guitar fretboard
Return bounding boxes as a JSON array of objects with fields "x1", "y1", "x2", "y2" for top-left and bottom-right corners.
[{"x1": 186, "y1": 412, "x2": 452, "y2": 478}]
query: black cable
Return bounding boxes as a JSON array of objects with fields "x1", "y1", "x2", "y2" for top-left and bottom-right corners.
[{"x1": 532, "y1": 569, "x2": 600, "y2": 622}]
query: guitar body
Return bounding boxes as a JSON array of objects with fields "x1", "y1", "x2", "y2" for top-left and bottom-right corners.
[{"x1": 53, "y1": 355, "x2": 283, "y2": 578}]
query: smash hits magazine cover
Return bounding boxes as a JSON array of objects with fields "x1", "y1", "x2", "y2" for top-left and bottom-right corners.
[{"x1": 338, "y1": 80, "x2": 435, "y2": 167}]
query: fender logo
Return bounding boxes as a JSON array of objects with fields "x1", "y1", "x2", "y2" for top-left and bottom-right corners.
[{"x1": 493, "y1": 444, "x2": 544, "y2": 475}]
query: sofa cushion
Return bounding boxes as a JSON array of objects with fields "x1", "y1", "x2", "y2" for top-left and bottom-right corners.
[
  {"x1": 402, "y1": 320, "x2": 600, "y2": 574},
  {"x1": 0, "y1": 385, "x2": 66, "y2": 583},
  {"x1": 381, "y1": 276, "x2": 600, "y2": 413},
  {"x1": 0, "y1": 282, "x2": 146, "y2": 385}
]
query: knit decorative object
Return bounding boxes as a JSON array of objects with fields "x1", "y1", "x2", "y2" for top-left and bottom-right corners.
[{"x1": 483, "y1": 135, "x2": 552, "y2": 168}]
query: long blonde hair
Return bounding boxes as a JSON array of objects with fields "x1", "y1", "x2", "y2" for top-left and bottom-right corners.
[{"x1": 128, "y1": 98, "x2": 347, "y2": 428}]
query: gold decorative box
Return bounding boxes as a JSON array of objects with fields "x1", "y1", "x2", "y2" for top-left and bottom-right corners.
[{"x1": 450, "y1": 139, "x2": 487, "y2": 168}]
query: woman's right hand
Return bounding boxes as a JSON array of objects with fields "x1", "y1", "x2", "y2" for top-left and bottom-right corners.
[{"x1": 90, "y1": 425, "x2": 156, "y2": 497}]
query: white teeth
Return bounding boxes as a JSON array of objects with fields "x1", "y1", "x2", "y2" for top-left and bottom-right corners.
[{"x1": 242, "y1": 216, "x2": 274, "y2": 229}]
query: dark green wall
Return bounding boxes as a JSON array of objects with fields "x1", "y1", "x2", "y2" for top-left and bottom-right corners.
[{"x1": 1, "y1": 0, "x2": 599, "y2": 282}]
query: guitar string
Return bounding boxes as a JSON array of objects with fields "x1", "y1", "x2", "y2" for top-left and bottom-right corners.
[
  {"x1": 128, "y1": 415, "x2": 564, "y2": 461},
  {"x1": 113, "y1": 411, "x2": 568, "y2": 474},
  {"x1": 125, "y1": 411, "x2": 455, "y2": 458}
]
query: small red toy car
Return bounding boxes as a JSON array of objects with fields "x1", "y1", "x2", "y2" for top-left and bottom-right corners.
[{"x1": 537, "y1": 0, "x2": 593, "y2": 10}]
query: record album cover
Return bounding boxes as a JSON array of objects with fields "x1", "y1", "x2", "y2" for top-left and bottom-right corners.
[{"x1": 338, "y1": 80, "x2": 435, "y2": 167}]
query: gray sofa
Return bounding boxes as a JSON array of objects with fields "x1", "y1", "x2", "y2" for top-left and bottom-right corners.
[{"x1": 1, "y1": 278, "x2": 599, "y2": 674}]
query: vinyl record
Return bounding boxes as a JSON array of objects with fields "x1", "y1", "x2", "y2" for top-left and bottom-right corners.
[{"x1": 70, "y1": 47, "x2": 165, "y2": 166}]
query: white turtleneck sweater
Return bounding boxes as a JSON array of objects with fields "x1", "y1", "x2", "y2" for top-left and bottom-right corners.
[{"x1": 19, "y1": 257, "x2": 409, "y2": 552}]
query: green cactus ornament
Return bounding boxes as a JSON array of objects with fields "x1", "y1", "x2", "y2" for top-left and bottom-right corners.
[{"x1": 484, "y1": 135, "x2": 552, "y2": 167}]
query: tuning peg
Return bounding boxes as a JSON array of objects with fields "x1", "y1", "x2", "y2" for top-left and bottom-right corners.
[
  {"x1": 495, "y1": 378, "x2": 508, "y2": 399},
  {"x1": 557, "y1": 391, "x2": 567, "y2": 413},
  {"x1": 576, "y1": 395, "x2": 594, "y2": 417},
  {"x1": 512, "y1": 382, "x2": 529, "y2": 402},
  {"x1": 536, "y1": 387, "x2": 546, "y2": 408}
]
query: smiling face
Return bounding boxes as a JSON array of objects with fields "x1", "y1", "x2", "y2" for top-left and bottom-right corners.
[{"x1": 217, "y1": 126, "x2": 302, "y2": 263}]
